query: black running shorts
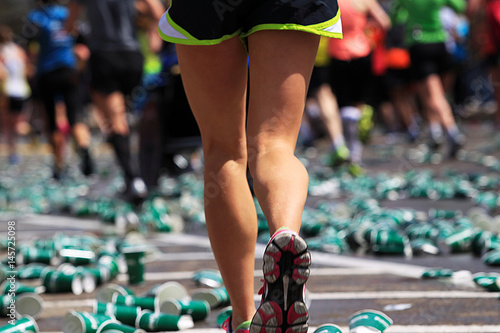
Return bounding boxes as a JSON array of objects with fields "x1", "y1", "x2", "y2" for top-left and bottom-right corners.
[
  {"x1": 409, "y1": 42, "x2": 453, "y2": 81},
  {"x1": 158, "y1": 0, "x2": 342, "y2": 45}
]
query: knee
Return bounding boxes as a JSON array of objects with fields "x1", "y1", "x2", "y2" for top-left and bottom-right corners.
[{"x1": 203, "y1": 139, "x2": 247, "y2": 170}]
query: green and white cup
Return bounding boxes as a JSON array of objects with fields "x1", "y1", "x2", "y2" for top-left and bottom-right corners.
[
  {"x1": 144, "y1": 281, "x2": 189, "y2": 303},
  {"x1": 135, "y1": 309, "x2": 194, "y2": 331},
  {"x1": 472, "y1": 272, "x2": 500, "y2": 291},
  {"x1": 313, "y1": 323, "x2": 343, "y2": 333},
  {"x1": 16, "y1": 264, "x2": 48, "y2": 280},
  {"x1": 62, "y1": 311, "x2": 113, "y2": 333},
  {"x1": 443, "y1": 228, "x2": 474, "y2": 253},
  {"x1": 0, "y1": 315, "x2": 39, "y2": 332},
  {"x1": 121, "y1": 247, "x2": 147, "y2": 286},
  {"x1": 349, "y1": 309, "x2": 393, "y2": 333},
  {"x1": 112, "y1": 294, "x2": 157, "y2": 311},
  {"x1": 95, "y1": 320, "x2": 146, "y2": 333},
  {"x1": 97, "y1": 256, "x2": 120, "y2": 281},
  {"x1": 17, "y1": 248, "x2": 61, "y2": 266},
  {"x1": 94, "y1": 301, "x2": 141, "y2": 327},
  {"x1": 159, "y1": 297, "x2": 210, "y2": 322},
  {"x1": 41, "y1": 269, "x2": 84, "y2": 295},
  {"x1": 421, "y1": 268, "x2": 454, "y2": 279},
  {"x1": 16, "y1": 293, "x2": 44, "y2": 320},
  {"x1": 82, "y1": 266, "x2": 111, "y2": 286},
  {"x1": 0, "y1": 295, "x2": 14, "y2": 317},
  {"x1": 96, "y1": 284, "x2": 134, "y2": 303},
  {"x1": 482, "y1": 249, "x2": 500, "y2": 266},
  {"x1": 191, "y1": 286, "x2": 229, "y2": 309},
  {"x1": 192, "y1": 269, "x2": 224, "y2": 288},
  {"x1": 216, "y1": 306, "x2": 232, "y2": 328},
  {"x1": 0, "y1": 281, "x2": 45, "y2": 295}
]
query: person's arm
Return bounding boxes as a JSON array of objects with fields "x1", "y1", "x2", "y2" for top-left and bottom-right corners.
[
  {"x1": 367, "y1": 0, "x2": 392, "y2": 31},
  {"x1": 140, "y1": 0, "x2": 165, "y2": 22},
  {"x1": 447, "y1": 0, "x2": 467, "y2": 14},
  {"x1": 66, "y1": 0, "x2": 83, "y2": 34}
]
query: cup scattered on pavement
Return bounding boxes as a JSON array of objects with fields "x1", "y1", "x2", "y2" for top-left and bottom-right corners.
[{"x1": 349, "y1": 309, "x2": 393, "y2": 333}]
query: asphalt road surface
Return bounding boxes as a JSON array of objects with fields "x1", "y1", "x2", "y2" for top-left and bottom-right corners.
[{"x1": 1, "y1": 119, "x2": 500, "y2": 332}]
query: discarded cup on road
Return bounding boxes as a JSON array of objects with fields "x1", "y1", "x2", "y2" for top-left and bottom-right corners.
[
  {"x1": 41, "y1": 269, "x2": 84, "y2": 295},
  {"x1": 313, "y1": 323, "x2": 343, "y2": 333},
  {"x1": 421, "y1": 268, "x2": 454, "y2": 279},
  {"x1": 121, "y1": 247, "x2": 147, "y2": 285},
  {"x1": 62, "y1": 310, "x2": 113, "y2": 333},
  {"x1": 159, "y1": 297, "x2": 210, "y2": 321},
  {"x1": 0, "y1": 315, "x2": 39, "y2": 332},
  {"x1": 482, "y1": 249, "x2": 500, "y2": 266},
  {"x1": 94, "y1": 301, "x2": 141, "y2": 327},
  {"x1": 472, "y1": 272, "x2": 500, "y2": 291},
  {"x1": 410, "y1": 238, "x2": 440, "y2": 256},
  {"x1": 349, "y1": 309, "x2": 393, "y2": 333},
  {"x1": 216, "y1": 306, "x2": 232, "y2": 328},
  {"x1": 471, "y1": 230, "x2": 500, "y2": 257},
  {"x1": 191, "y1": 286, "x2": 229, "y2": 309},
  {"x1": 95, "y1": 319, "x2": 146, "y2": 333},
  {"x1": 441, "y1": 228, "x2": 474, "y2": 254},
  {"x1": 16, "y1": 293, "x2": 44, "y2": 319},
  {"x1": 16, "y1": 264, "x2": 48, "y2": 280},
  {"x1": 135, "y1": 309, "x2": 194, "y2": 331},
  {"x1": 17, "y1": 247, "x2": 61, "y2": 266},
  {"x1": 0, "y1": 281, "x2": 45, "y2": 295},
  {"x1": 0, "y1": 295, "x2": 14, "y2": 317},
  {"x1": 96, "y1": 284, "x2": 134, "y2": 303},
  {"x1": 112, "y1": 294, "x2": 157, "y2": 311},
  {"x1": 369, "y1": 228, "x2": 412, "y2": 258},
  {"x1": 143, "y1": 281, "x2": 189, "y2": 303},
  {"x1": 192, "y1": 269, "x2": 223, "y2": 288}
]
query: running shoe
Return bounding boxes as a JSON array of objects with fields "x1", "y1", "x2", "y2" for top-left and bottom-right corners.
[
  {"x1": 250, "y1": 228, "x2": 311, "y2": 333},
  {"x1": 223, "y1": 316, "x2": 251, "y2": 333},
  {"x1": 447, "y1": 133, "x2": 465, "y2": 158},
  {"x1": 325, "y1": 145, "x2": 350, "y2": 167},
  {"x1": 348, "y1": 163, "x2": 365, "y2": 177}
]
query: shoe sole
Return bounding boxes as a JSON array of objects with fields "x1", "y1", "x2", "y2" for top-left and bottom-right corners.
[{"x1": 250, "y1": 232, "x2": 311, "y2": 333}]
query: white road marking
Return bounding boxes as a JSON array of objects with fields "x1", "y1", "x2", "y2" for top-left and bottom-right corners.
[
  {"x1": 308, "y1": 290, "x2": 500, "y2": 300},
  {"x1": 151, "y1": 234, "x2": 430, "y2": 278}
]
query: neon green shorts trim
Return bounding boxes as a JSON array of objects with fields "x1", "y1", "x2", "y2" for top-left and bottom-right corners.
[{"x1": 158, "y1": 0, "x2": 342, "y2": 46}]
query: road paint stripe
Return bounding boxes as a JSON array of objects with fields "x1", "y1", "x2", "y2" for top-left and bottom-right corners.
[
  {"x1": 43, "y1": 289, "x2": 498, "y2": 311},
  {"x1": 153, "y1": 234, "x2": 430, "y2": 278},
  {"x1": 307, "y1": 290, "x2": 500, "y2": 300},
  {"x1": 2, "y1": 215, "x2": 103, "y2": 230},
  {"x1": 44, "y1": 299, "x2": 95, "y2": 308},
  {"x1": 115, "y1": 267, "x2": 395, "y2": 283}
]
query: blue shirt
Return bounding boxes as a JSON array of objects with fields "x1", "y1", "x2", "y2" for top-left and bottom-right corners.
[{"x1": 28, "y1": 5, "x2": 76, "y2": 74}]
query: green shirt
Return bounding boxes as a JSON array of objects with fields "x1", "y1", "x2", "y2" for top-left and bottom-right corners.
[{"x1": 391, "y1": 0, "x2": 467, "y2": 46}]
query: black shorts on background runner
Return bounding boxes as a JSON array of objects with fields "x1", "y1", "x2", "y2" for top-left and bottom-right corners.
[
  {"x1": 409, "y1": 42, "x2": 453, "y2": 81},
  {"x1": 89, "y1": 51, "x2": 144, "y2": 96}
]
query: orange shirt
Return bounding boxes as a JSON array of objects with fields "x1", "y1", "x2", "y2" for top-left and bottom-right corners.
[{"x1": 328, "y1": 0, "x2": 371, "y2": 61}]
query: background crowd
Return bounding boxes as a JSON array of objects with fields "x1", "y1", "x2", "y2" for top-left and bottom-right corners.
[{"x1": 0, "y1": 0, "x2": 499, "y2": 202}]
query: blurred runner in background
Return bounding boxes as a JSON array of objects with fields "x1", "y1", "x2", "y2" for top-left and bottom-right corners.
[
  {"x1": 27, "y1": 0, "x2": 94, "y2": 179},
  {"x1": 392, "y1": 0, "x2": 467, "y2": 157},
  {"x1": 66, "y1": 0, "x2": 164, "y2": 202},
  {"x1": 328, "y1": 0, "x2": 391, "y2": 175},
  {"x1": 0, "y1": 25, "x2": 32, "y2": 165}
]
